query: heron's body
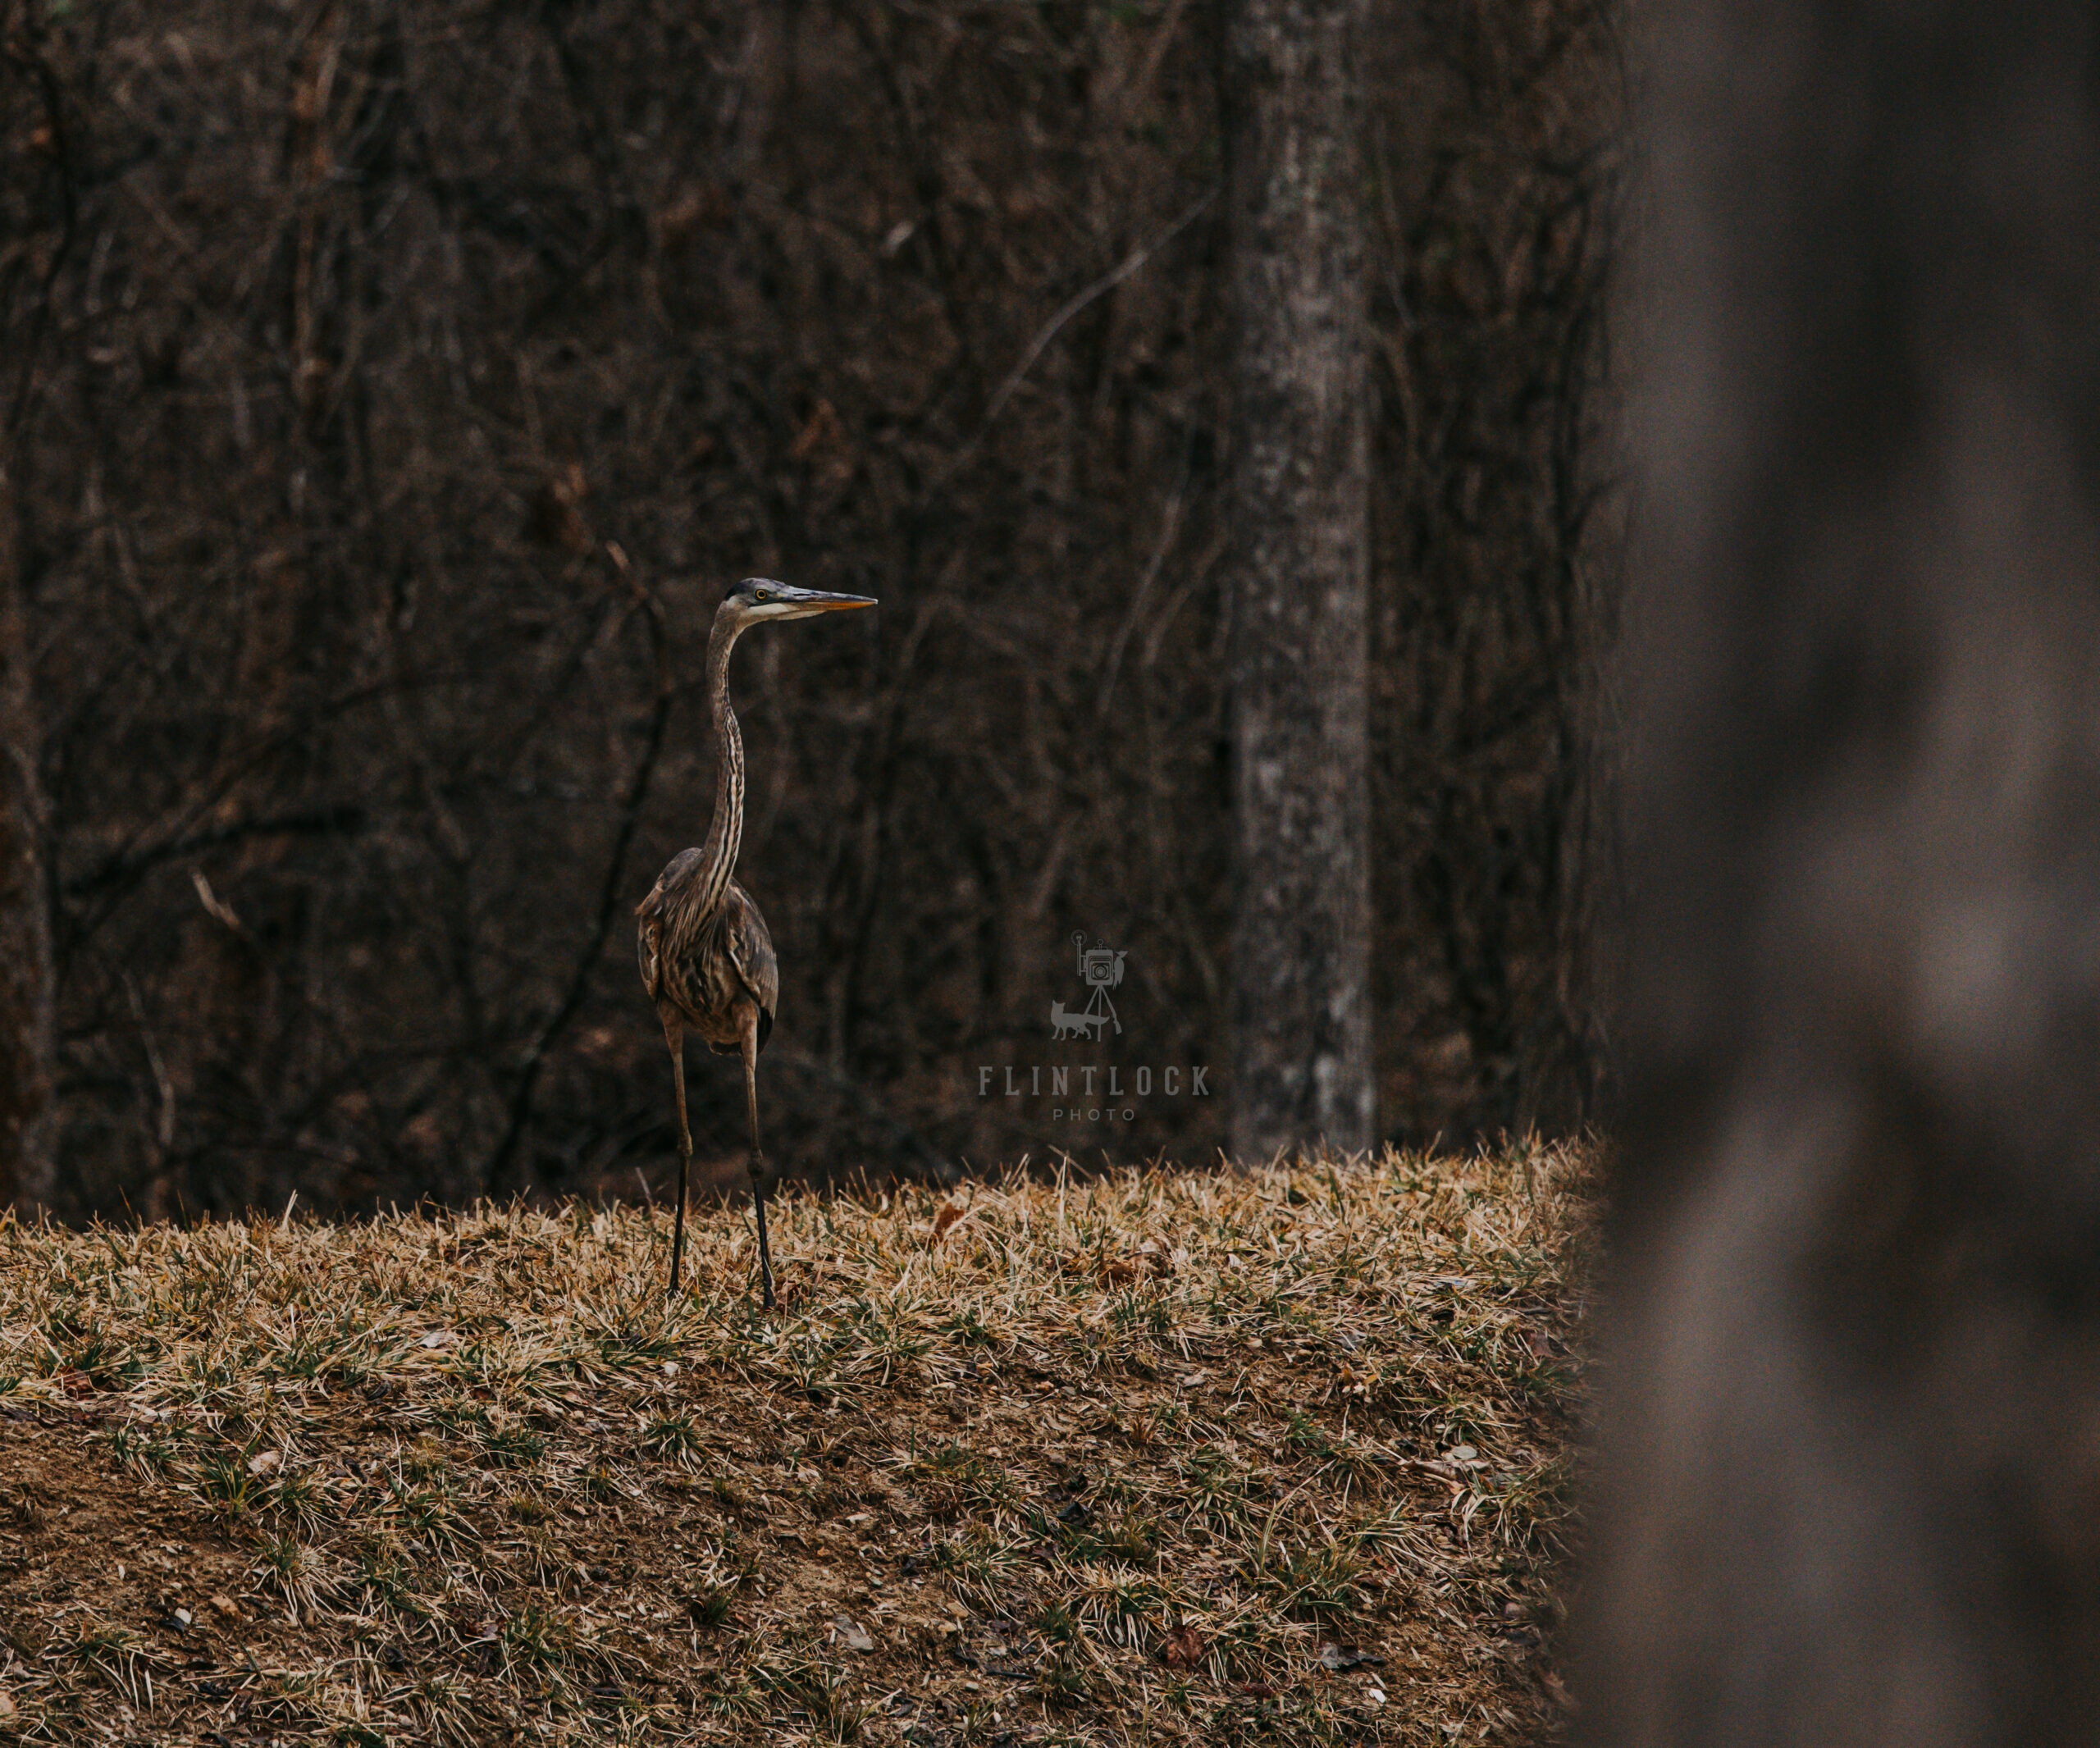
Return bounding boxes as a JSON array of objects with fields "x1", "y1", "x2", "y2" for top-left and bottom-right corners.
[
  {"x1": 638, "y1": 865, "x2": 776, "y2": 1057},
  {"x1": 637, "y1": 577, "x2": 874, "y2": 1304}
]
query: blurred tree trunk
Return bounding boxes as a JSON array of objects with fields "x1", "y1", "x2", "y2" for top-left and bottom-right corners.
[
  {"x1": 1223, "y1": 0, "x2": 1373, "y2": 1162},
  {"x1": 0, "y1": 462, "x2": 53, "y2": 1212}
]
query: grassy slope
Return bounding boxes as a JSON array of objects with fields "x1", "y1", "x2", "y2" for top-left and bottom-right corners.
[{"x1": 0, "y1": 1147, "x2": 1588, "y2": 1746}]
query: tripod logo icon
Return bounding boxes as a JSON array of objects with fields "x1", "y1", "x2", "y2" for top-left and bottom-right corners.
[{"x1": 1050, "y1": 932, "x2": 1125, "y2": 1040}]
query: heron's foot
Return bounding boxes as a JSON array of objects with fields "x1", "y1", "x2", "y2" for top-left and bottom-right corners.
[{"x1": 750, "y1": 1156, "x2": 778, "y2": 1312}]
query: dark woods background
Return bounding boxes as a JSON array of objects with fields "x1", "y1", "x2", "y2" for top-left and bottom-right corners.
[{"x1": 1, "y1": 0, "x2": 1618, "y2": 1221}]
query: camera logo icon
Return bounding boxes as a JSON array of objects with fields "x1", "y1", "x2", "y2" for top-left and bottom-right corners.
[{"x1": 1051, "y1": 932, "x2": 1125, "y2": 1040}]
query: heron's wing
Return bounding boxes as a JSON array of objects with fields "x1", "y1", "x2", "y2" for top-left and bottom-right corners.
[
  {"x1": 635, "y1": 849, "x2": 705, "y2": 1003},
  {"x1": 637, "y1": 912, "x2": 662, "y2": 1002},
  {"x1": 719, "y1": 883, "x2": 778, "y2": 1053}
]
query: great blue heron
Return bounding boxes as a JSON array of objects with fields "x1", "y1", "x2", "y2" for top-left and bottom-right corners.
[{"x1": 637, "y1": 577, "x2": 876, "y2": 1304}]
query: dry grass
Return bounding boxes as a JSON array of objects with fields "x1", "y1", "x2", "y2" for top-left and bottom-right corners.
[{"x1": 0, "y1": 1144, "x2": 1590, "y2": 1745}]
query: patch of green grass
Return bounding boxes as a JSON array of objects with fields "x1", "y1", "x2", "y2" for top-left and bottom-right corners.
[
  {"x1": 641, "y1": 1408, "x2": 705, "y2": 1461},
  {"x1": 500, "y1": 1600, "x2": 577, "y2": 1673},
  {"x1": 1251, "y1": 1534, "x2": 1365, "y2": 1622}
]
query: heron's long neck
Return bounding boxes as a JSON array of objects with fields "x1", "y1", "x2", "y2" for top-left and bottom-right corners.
[{"x1": 692, "y1": 609, "x2": 746, "y2": 918}]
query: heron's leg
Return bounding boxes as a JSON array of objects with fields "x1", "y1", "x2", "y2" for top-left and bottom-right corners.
[
  {"x1": 742, "y1": 1008, "x2": 775, "y2": 1310},
  {"x1": 660, "y1": 1009, "x2": 692, "y2": 1295}
]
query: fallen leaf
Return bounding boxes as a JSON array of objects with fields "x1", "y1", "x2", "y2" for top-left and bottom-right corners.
[
  {"x1": 931, "y1": 1204, "x2": 966, "y2": 1244},
  {"x1": 1099, "y1": 1243, "x2": 1176, "y2": 1286},
  {"x1": 247, "y1": 1449, "x2": 281, "y2": 1476},
  {"x1": 1317, "y1": 1642, "x2": 1385, "y2": 1671},
  {"x1": 210, "y1": 1593, "x2": 241, "y2": 1619},
  {"x1": 1162, "y1": 1625, "x2": 1204, "y2": 1669},
  {"x1": 57, "y1": 1369, "x2": 94, "y2": 1398},
  {"x1": 0, "y1": 1688, "x2": 14, "y2": 1719},
  {"x1": 833, "y1": 1616, "x2": 874, "y2": 1653}
]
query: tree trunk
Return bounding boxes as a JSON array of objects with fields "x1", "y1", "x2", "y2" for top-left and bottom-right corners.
[
  {"x1": 0, "y1": 461, "x2": 54, "y2": 1212},
  {"x1": 1585, "y1": 0, "x2": 2100, "y2": 1740},
  {"x1": 1222, "y1": 0, "x2": 1373, "y2": 1162}
]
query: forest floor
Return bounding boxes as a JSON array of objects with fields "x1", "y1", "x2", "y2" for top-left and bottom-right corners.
[{"x1": 0, "y1": 1145, "x2": 1590, "y2": 1746}]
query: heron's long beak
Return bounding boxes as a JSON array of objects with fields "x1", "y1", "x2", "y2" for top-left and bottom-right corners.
[{"x1": 764, "y1": 585, "x2": 879, "y2": 620}]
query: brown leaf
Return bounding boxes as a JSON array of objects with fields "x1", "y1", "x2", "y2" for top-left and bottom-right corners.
[
  {"x1": 1098, "y1": 1244, "x2": 1174, "y2": 1287},
  {"x1": 931, "y1": 1203, "x2": 966, "y2": 1245},
  {"x1": 1162, "y1": 1625, "x2": 1205, "y2": 1670}
]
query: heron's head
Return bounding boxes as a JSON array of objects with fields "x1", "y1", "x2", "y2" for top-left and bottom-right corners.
[{"x1": 723, "y1": 577, "x2": 878, "y2": 626}]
